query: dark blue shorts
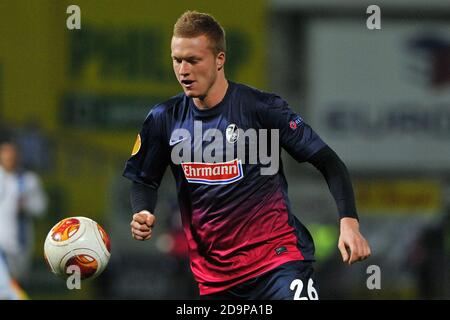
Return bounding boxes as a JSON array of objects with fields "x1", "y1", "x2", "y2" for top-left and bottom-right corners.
[{"x1": 201, "y1": 260, "x2": 319, "y2": 300}]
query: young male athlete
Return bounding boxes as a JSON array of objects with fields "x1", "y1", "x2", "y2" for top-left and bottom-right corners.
[{"x1": 123, "y1": 11, "x2": 371, "y2": 300}]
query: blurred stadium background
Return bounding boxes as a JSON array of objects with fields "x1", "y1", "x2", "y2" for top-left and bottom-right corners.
[{"x1": 0, "y1": 0, "x2": 449, "y2": 299}]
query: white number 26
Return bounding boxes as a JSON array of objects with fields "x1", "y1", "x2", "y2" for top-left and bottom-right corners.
[{"x1": 290, "y1": 278, "x2": 319, "y2": 300}]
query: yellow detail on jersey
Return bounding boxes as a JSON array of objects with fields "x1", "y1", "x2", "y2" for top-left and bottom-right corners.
[{"x1": 131, "y1": 134, "x2": 141, "y2": 156}]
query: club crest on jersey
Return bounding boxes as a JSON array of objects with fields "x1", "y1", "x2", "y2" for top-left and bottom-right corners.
[
  {"x1": 226, "y1": 124, "x2": 239, "y2": 143},
  {"x1": 181, "y1": 159, "x2": 243, "y2": 185}
]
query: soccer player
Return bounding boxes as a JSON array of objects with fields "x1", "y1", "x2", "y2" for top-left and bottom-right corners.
[{"x1": 123, "y1": 11, "x2": 371, "y2": 300}]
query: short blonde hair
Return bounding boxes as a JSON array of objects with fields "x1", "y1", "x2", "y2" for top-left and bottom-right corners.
[{"x1": 173, "y1": 10, "x2": 226, "y2": 55}]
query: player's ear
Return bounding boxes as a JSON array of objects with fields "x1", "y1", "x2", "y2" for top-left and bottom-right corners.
[{"x1": 216, "y1": 51, "x2": 225, "y2": 71}]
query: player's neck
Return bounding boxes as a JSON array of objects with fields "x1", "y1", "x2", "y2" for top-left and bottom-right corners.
[{"x1": 193, "y1": 76, "x2": 228, "y2": 110}]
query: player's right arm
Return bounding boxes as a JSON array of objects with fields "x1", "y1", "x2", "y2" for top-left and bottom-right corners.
[
  {"x1": 122, "y1": 106, "x2": 169, "y2": 241},
  {"x1": 130, "y1": 210, "x2": 155, "y2": 241},
  {"x1": 129, "y1": 180, "x2": 158, "y2": 241}
]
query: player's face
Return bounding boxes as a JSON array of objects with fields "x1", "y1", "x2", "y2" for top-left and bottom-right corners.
[
  {"x1": 171, "y1": 35, "x2": 222, "y2": 98},
  {"x1": 0, "y1": 143, "x2": 19, "y2": 172}
]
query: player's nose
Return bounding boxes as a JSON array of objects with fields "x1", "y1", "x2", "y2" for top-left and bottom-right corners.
[{"x1": 179, "y1": 60, "x2": 190, "y2": 76}]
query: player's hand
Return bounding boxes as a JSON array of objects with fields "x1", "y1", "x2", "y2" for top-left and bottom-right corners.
[
  {"x1": 130, "y1": 210, "x2": 156, "y2": 241},
  {"x1": 338, "y1": 217, "x2": 371, "y2": 265}
]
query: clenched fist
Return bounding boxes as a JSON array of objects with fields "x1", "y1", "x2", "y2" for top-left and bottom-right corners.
[{"x1": 130, "y1": 210, "x2": 156, "y2": 241}]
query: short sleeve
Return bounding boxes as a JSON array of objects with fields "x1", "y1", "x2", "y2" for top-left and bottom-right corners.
[
  {"x1": 122, "y1": 107, "x2": 169, "y2": 189},
  {"x1": 259, "y1": 95, "x2": 327, "y2": 163}
]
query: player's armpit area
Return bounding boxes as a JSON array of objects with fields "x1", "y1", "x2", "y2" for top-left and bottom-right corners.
[
  {"x1": 307, "y1": 146, "x2": 358, "y2": 220},
  {"x1": 130, "y1": 181, "x2": 158, "y2": 214}
]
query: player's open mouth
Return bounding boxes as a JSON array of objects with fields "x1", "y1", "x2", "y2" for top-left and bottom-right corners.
[{"x1": 181, "y1": 80, "x2": 195, "y2": 89}]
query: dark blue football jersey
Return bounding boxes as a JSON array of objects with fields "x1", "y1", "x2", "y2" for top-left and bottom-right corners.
[{"x1": 123, "y1": 81, "x2": 327, "y2": 295}]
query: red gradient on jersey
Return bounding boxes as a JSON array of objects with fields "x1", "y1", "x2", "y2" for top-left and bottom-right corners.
[
  {"x1": 51, "y1": 218, "x2": 80, "y2": 242},
  {"x1": 97, "y1": 224, "x2": 111, "y2": 253},
  {"x1": 65, "y1": 254, "x2": 98, "y2": 279},
  {"x1": 183, "y1": 185, "x2": 304, "y2": 295}
]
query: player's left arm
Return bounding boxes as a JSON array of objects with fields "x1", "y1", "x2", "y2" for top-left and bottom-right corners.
[
  {"x1": 308, "y1": 146, "x2": 371, "y2": 265},
  {"x1": 258, "y1": 95, "x2": 370, "y2": 265}
]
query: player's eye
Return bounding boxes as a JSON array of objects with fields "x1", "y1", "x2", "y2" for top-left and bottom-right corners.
[{"x1": 173, "y1": 57, "x2": 182, "y2": 64}]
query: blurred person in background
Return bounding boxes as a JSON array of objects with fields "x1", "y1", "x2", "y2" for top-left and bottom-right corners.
[
  {"x1": 0, "y1": 251, "x2": 18, "y2": 299},
  {"x1": 0, "y1": 139, "x2": 48, "y2": 290},
  {"x1": 125, "y1": 10, "x2": 370, "y2": 300}
]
